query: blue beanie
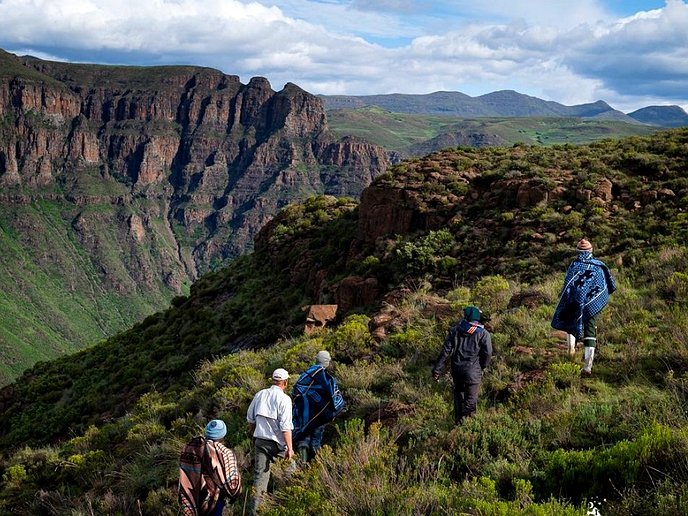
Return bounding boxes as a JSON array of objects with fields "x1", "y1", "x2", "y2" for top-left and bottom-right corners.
[
  {"x1": 463, "y1": 306, "x2": 481, "y2": 322},
  {"x1": 205, "y1": 419, "x2": 227, "y2": 440}
]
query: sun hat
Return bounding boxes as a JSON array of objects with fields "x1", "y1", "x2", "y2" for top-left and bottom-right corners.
[
  {"x1": 205, "y1": 419, "x2": 227, "y2": 440},
  {"x1": 576, "y1": 239, "x2": 593, "y2": 252},
  {"x1": 316, "y1": 350, "x2": 331, "y2": 367},
  {"x1": 272, "y1": 368, "x2": 290, "y2": 381}
]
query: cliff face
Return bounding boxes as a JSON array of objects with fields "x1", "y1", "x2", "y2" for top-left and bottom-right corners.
[{"x1": 0, "y1": 50, "x2": 390, "y2": 383}]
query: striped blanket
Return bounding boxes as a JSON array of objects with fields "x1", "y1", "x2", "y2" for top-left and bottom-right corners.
[
  {"x1": 179, "y1": 436, "x2": 242, "y2": 516},
  {"x1": 551, "y1": 252, "x2": 616, "y2": 340}
]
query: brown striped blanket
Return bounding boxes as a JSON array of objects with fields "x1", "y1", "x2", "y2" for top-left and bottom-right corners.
[{"x1": 179, "y1": 436, "x2": 242, "y2": 515}]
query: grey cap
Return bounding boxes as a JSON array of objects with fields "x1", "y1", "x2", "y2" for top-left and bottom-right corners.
[{"x1": 316, "y1": 350, "x2": 331, "y2": 367}]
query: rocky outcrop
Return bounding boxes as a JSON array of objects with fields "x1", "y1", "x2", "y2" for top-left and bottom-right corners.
[
  {"x1": 0, "y1": 52, "x2": 390, "y2": 276},
  {"x1": 0, "y1": 50, "x2": 390, "y2": 382}
]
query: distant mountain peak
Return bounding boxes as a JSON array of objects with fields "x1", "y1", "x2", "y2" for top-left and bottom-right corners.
[
  {"x1": 320, "y1": 90, "x2": 685, "y2": 128},
  {"x1": 627, "y1": 105, "x2": 688, "y2": 127}
]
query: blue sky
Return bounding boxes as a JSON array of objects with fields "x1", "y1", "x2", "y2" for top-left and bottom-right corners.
[{"x1": 0, "y1": 0, "x2": 685, "y2": 113}]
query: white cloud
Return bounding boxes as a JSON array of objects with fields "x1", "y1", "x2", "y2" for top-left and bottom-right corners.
[{"x1": 0, "y1": 0, "x2": 686, "y2": 112}]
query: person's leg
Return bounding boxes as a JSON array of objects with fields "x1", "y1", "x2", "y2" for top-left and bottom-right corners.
[
  {"x1": 296, "y1": 436, "x2": 310, "y2": 462},
  {"x1": 310, "y1": 425, "x2": 325, "y2": 455},
  {"x1": 583, "y1": 312, "x2": 599, "y2": 348},
  {"x1": 212, "y1": 499, "x2": 225, "y2": 516},
  {"x1": 452, "y1": 376, "x2": 465, "y2": 425},
  {"x1": 463, "y1": 383, "x2": 481, "y2": 418},
  {"x1": 582, "y1": 313, "x2": 599, "y2": 374},
  {"x1": 566, "y1": 333, "x2": 576, "y2": 356},
  {"x1": 251, "y1": 439, "x2": 279, "y2": 516}
]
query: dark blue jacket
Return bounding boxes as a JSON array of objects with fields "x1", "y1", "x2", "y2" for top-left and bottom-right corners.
[{"x1": 432, "y1": 320, "x2": 492, "y2": 384}]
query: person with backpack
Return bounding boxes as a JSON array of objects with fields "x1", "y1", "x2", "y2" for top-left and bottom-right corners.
[
  {"x1": 178, "y1": 419, "x2": 242, "y2": 516},
  {"x1": 292, "y1": 350, "x2": 345, "y2": 462},
  {"x1": 246, "y1": 368, "x2": 294, "y2": 515},
  {"x1": 432, "y1": 305, "x2": 492, "y2": 425},
  {"x1": 551, "y1": 238, "x2": 616, "y2": 376}
]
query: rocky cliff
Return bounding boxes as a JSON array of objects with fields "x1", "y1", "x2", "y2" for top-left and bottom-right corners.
[{"x1": 0, "y1": 49, "x2": 390, "y2": 383}]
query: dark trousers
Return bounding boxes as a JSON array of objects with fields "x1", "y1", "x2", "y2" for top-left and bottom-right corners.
[
  {"x1": 583, "y1": 312, "x2": 599, "y2": 347},
  {"x1": 452, "y1": 378, "x2": 481, "y2": 424},
  {"x1": 251, "y1": 438, "x2": 285, "y2": 515}
]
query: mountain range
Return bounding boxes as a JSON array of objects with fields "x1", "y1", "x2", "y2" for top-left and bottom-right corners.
[{"x1": 320, "y1": 89, "x2": 688, "y2": 127}]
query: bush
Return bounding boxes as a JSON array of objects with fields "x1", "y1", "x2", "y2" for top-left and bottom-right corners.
[
  {"x1": 322, "y1": 315, "x2": 375, "y2": 363},
  {"x1": 471, "y1": 275, "x2": 512, "y2": 314}
]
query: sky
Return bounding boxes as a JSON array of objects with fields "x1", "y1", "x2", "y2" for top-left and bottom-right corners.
[{"x1": 0, "y1": 0, "x2": 686, "y2": 113}]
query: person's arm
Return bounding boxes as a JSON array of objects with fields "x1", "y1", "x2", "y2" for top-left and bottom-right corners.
[
  {"x1": 432, "y1": 328, "x2": 455, "y2": 379},
  {"x1": 216, "y1": 443, "x2": 242, "y2": 500},
  {"x1": 278, "y1": 395, "x2": 295, "y2": 458},
  {"x1": 283, "y1": 430, "x2": 294, "y2": 459},
  {"x1": 479, "y1": 332, "x2": 493, "y2": 370},
  {"x1": 249, "y1": 422, "x2": 256, "y2": 442}
]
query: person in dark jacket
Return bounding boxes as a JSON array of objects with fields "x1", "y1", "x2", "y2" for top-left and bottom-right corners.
[{"x1": 432, "y1": 305, "x2": 493, "y2": 424}]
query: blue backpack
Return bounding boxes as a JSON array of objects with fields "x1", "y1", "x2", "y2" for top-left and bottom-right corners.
[{"x1": 291, "y1": 365, "x2": 345, "y2": 442}]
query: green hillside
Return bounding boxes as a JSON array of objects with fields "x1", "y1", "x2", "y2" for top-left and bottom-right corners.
[
  {"x1": 327, "y1": 106, "x2": 661, "y2": 156},
  {"x1": 1, "y1": 130, "x2": 688, "y2": 515},
  {"x1": 0, "y1": 199, "x2": 179, "y2": 384}
]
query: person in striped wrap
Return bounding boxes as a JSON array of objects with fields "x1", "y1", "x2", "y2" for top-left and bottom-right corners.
[
  {"x1": 179, "y1": 419, "x2": 242, "y2": 515},
  {"x1": 551, "y1": 238, "x2": 616, "y2": 376}
]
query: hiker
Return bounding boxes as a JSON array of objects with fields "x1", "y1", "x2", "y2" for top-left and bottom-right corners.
[
  {"x1": 292, "y1": 350, "x2": 345, "y2": 462},
  {"x1": 432, "y1": 305, "x2": 493, "y2": 425},
  {"x1": 246, "y1": 368, "x2": 294, "y2": 515},
  {"x1": 552, "y1": 238, "x2": 616, "y2": 376},
  {"x1": 178, "y1": 419, "x2": 242, "y2": 516}
]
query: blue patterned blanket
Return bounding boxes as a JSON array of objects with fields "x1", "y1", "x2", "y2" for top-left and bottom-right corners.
[
  {"x1": 551, "y1": 252, "x2": 616, "y2": 340},
  {"x1": 291, "y1": 365, "x2": 345, "y2": 442}
]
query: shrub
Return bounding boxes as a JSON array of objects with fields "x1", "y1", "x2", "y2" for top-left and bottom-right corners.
[
  {"x1": 322, "y1": 315, "x2": 375, "y2": 363},
  {"x1": 471, "y1": 275, "x2": 512, "y2": 314}
]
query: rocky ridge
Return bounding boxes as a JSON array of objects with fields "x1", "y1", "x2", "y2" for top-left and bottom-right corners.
[{"x1": 0, "y1": 50, "x2": 390, "y2": 382}]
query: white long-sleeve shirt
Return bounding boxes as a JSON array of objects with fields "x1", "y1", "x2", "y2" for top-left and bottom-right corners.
[{"x1": 247, "y1": 385, "x2": 293, "y2": 448}]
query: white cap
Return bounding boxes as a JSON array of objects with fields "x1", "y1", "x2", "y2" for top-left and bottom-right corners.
[{"x1": 272, "y1": 368, "x2": 290, "y2": 381}]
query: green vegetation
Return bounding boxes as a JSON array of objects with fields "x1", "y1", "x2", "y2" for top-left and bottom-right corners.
[
  {"x1": 327, "y1": 107, "x2": 661, "y2": 157},
  {"x1": 2, "y1": 129, "x2": 688, "y2": 514},
  {"x1": 1, "y1": 264, "x2": 687, "y2": 515},
  {"x1": 0, "y1": 197, "x2": 180, "y2": 385}
]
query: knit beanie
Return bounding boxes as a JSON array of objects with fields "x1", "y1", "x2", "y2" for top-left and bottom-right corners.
[
  {"x1": 316, "y1": 350, "x2": 331, "y2": 367},
  {"x1": 576, "y1": 239, "x2": 593, "y2": 252},
  {"x1": 205, "y1": 419, "x2": 227, "y2": 440},
  {"x1": 463, "y1": 306, "x2": 481, "y2": 322}
]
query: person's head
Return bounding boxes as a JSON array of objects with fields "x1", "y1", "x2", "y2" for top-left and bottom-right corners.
[
  {"x1": 205, "y1": 419, "x2": 227, "y2": 441},
  {"x1": 576, "y1": 239, "x2": 593, "y2": 253},
  {"x1": 315, "y1": 350, "x2": 331, "y2": 368},
  {"x1": 463, "y1": 305, "x2": 481, "y2": 322},
  {"x1": 271, "y1": 368, "x2": 290, "y2": 389}
]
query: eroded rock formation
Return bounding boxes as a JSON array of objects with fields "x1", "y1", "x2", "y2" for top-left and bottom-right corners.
[{"x1": 0, "y1": 50, "x2": 390, "y2": 380}]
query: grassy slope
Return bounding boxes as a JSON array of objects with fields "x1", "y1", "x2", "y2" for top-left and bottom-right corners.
[
  {"x1": 1, "y1": 130, "x2": 688, "y2": 515},
  {"x1": 326, "y1": 106, "x2": 661, "y2": 156},
  {"x1": 0, "y1": 197, "x2": 177, "y2": 384}
]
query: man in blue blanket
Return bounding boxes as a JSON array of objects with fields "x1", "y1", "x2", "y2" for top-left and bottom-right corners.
[
  {"x1": 292, "y1": 350, "x2": 345, "y2": 462},
  {"x1": 551, "y1": 239, "x2": 616, "y2": 376}
]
